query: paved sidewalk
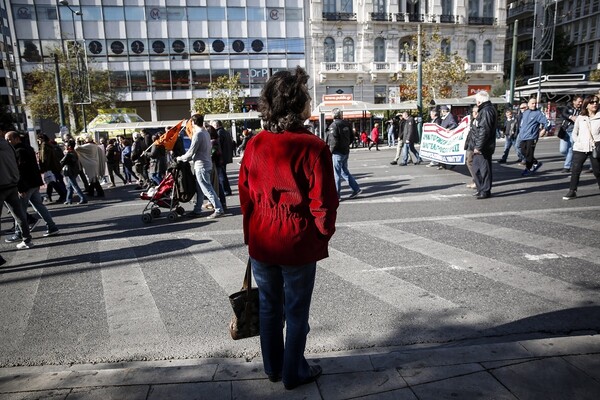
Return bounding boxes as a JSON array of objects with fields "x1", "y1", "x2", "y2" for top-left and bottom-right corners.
[{"x1": 1, "y1": 334, "x2": 599, "y2": 399}]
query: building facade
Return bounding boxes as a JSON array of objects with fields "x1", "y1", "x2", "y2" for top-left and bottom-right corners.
[
  {"x1": 505, "y1": 0, "x2": 600, "y2": 82},
  {"x1": 308, "y1": 0, "x2": 506, "y2": 105},
  {"x1": 7, "y1": 0, "x2": 308, "y2": 131},
  {"x1": 1, "y1": 0, "x2": 24, "y2": 131},
  {"x1": 6, "y1": 0, "x2": 510, "y2": 133}
]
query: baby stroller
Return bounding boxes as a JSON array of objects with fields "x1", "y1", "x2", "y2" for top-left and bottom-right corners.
[{"x1": 140, "y1": 161, "x2": 196, "y2": 223}]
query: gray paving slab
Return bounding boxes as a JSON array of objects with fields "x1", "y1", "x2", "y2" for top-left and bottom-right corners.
[
  {"x1": 562, "y1": 353, "x2": 600, "y2": 381},
  {"x1": 232, "y1": 379, "x2": 320, "y2": 400},
  {"x1": 66, "y1": 385, "x2": 149, "y2": 400},
  {"x1": 490, "y1": 357, "x2": 600, "y2": 400},
  {"x1": 318, "y1": 369, "x2": 407, "y2": 400},
  {"x1": 147, "y1": 382, "x2": 231, "y2": 400},
  {"x1": 397, "y1": 362, "x2": 485, "y2": 386},
  {"x1": 214, "y1": 360, "x2": 265, "y2": 381},
  {"x1": 411, "y1": 371, "x2": 518, "y2": 400},
  {"x1": 517, "y1": 334, "x2": 600, "y2": 357},
  {"x1": 0, "y1": 390, "x2": 70, "y2": 400},
  {"x1": 352, "y1": 388, "x2": 417, "y2": 400},
  {"x1": 0, "y1": 372, "x2": 72, "y2": 393},
  {"x1": 371, "y1": 341, "x2": 532, "y2": 370},
  {"x1": 311, "y1": 355, "x2": 374, "y2": 375}
]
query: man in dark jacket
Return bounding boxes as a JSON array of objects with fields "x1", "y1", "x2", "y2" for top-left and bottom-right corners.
[
  {"x1": 471, "y1": 91, "x2": 497, "y2": 199},
  {"x1": 211, "y1": 120, "x2": 233, "y2": 196},
  {"x1": 0, "y1": 134, "x2": 33, "y2": 255},
  {"x1": 398, "y1": 111, "x2": 422, "y2": 166},
  {"x1": 559, "y1": 95, "x2": 583, "y2": 173},
  {"x1": 325, "y1": 108, "x2": 361, "y2": 199},
  {"x1": 5, "y1": 131, "x2": 60, "y2": 241}
]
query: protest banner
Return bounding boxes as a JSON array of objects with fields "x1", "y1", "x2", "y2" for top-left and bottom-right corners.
[{"x1": 419, "y1": 116, "x2": 470, "y2": 165}]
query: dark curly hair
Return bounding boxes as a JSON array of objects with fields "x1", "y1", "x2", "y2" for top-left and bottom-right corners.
[{"x1": 258, "y1": 66, "x2": 311, "y2": 133}]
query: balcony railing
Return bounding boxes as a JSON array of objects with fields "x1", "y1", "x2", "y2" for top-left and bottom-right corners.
[
  {"x1": 322, "y1": 12, "x2": 357, "y2": 21},
  {"x1": 370, "y1": 62, "x2": 398, "y2": 72},
  {"x1": 507, "y1": 2, "x2": 535, "y2": 18},
  {"x1": 468, "y1": 16, "x2": 497, "y2": 25},
  {"x1": 394, "y1": 13, "x2": 425, "y2": 22},
  {"x1": 320, "y1": 62, "x2": 362, "y2": 73},
  {"x1": 465, "y1": 63, "x2": 503, "y2": 73},
  {"x1": 370, "y1": 12, "x2": 391, "y2": 21},
  {"x1": 439, "y1": 14, "x2": 457, "y2": 23}
]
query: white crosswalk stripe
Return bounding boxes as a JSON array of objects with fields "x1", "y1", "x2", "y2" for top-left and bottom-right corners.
[{"x1": 350, "y1": 224, "x2": 599, "y2": 308}]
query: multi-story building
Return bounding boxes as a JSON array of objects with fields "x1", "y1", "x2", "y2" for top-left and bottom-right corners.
[
  {"x1": 6, "y1": 0, "x2": 509, "y2": 133},
  {"x1": 505, "y1": 0, "x2": 600, "y2": 82},
  {"x1": 1, "y1": 0, "x2": 25, "y2": 131},
  {"x1": 308, "y1": 0, "x2": 506, "y2": 105},
  {"x1": 7, "y1": 0, "x2": 308, "y2": 131}
]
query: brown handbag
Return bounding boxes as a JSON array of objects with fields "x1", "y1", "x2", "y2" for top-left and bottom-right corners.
[{"x1": 228, "y1": 259, "x2": 260, "y2": 340}]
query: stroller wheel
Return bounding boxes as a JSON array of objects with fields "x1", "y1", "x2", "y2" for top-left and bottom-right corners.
[
  {"x1": 142, "y1": 213, "x2": 153, "y2": 223},
  {"x1": 151, "y1": 208, "x2": 161, "y2": 218},
  {"x1": 176, "y1": 206, "x2": 185, "y2": 216},
  {"x1": 167, "y1": 212, "x2": 178, "y2": 222}
]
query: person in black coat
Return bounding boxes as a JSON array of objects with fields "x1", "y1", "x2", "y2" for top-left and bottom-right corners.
[
  {"x1": 211, "y1": 120, "x2": 233, "y2": 196},
  {"x1": 0, "y1": 133, "x2": 33, "y2": 253},
  {"x1": 5, "y1": 131, "x2": 59, "y2": 241},
  {"x1": 471, "y1": 91, "x2": 498, "y2": 199}
]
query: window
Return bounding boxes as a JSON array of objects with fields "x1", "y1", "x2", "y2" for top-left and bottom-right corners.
[
  {"x1": 131, "y1": 71, "x2": 148, "y2": 91},
  {"x1": 483, "y1": 40, "x2": 492, "y2": 62},
  {"x1": 227, "y1": 7, "x2": 245, "y2": 20},
  {"x1": 21, "y1": 40, "x2": 42, "y2": 62},
  {"x1": 247, "y1": 8, "x2": 264, "y2": 20},
  {"x1": 468, "y1": 0, "x2": 479, "y2": 17},
  {"x1": 109, "y1": 71, "x2": 128, "y2": 91},
  {"x1": 399, "y1": 40, "x2": 413, "y2": 62},
  {"x1": 323, "y1": 0, "x2": 353, "y2": 13},
  {"x1": 287, "y1": 38, "x2": 304, "y2": 54},
  {"x1": 171, "y1": 70, "x2": 189, "y2": 90},
  {"x1": 104, "y1": 7, "x2": 124, "y2": 21},
  {"x1": 251, "y1": 39, "x2": 264, "y2": 52},
  {"x1": 343, "y1": 38, "x2": 354, "y2": 62},
  {"x1": 207, "y1": 7, "x2": 226, "y2": 20},
  {"x1": 286, "y1": 9, "x2": 303, "y2": 21},
  {"x1": 125, "y1": 7, "x2": 144, "y2": 20},
  {"x1": 442, "y1": 0, "x2": 453, "y2": 15},
  {"x1": 171, "y1": 40, "x2": 186, "y2": 54},
  {"x1": 267, "y1": 38, "x2": 286, "y2": 53},
  {"x1": 232, "y1": 40, "x2": 245, "y2": 53},
  {"x1": 587, "y1": 43, "x2": 595, "y2": 65},
  {"x1": 441, "y1": 39, "x2": 451, "y2": 56},
  {"x1": 80, "y1": 6, "x2": 102, "y2": 21},
  {"x1": 483, "y1": 0, "x2": 494, "y2": 17},
  {"x1": 406, "y1": 0, "x2": 420, "y2": 14},
  {"x1": 36, "y1": 6, "x2": 58, "y2": 20},
  {"x1": 130, "y1": 40, "x2": 145, "y2": 54},
  {"x1": 374, "y1": 37, "x2": 385, "y2": 62},
  {"x1": 324, "y1": 37, "x2": 335, "y2": 62},
  {"x1": 88, "y1": 40, "x2": 104, "y2": 55},
  {"x1": 374, "y1": 86, "x2": 387, "y2": 104},
  {"x1": 373, "y1": 0, "x2": 385, "y2": 13},
  {"x1": 212, "y1": 40, "x2": 225, "y2": 53},
  {"x1": 467, "y1": 40, "x2": 476, "y2": 62},
  {"x1": 152, "y1": 70, "x2": 171, "y2": 90},
  {"x1": 188, "y1": 7, "x2": 207, "y2": 20},
  {"x1": 192, "y1": 70, "x2": 210, "y2": 89},
  {"x1": 13, "y1": 5, "x2": 33, "y2": 20}
]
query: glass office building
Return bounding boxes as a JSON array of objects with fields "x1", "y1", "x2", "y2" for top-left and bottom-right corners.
[{"x1": 8, "y1": 0, "x2": 308, "y2": 126}]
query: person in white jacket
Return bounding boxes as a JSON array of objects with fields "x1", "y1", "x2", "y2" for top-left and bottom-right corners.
[{"x1": 562, "y1": 95, "x2": 600, "y2": 200}]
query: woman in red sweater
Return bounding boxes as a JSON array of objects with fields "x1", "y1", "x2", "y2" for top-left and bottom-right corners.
[
  {"x1": 238, "y1": 67, "x2": 339, "y2": 390},
  {"x1": 368, "y1": 123, "x2": 380, "y2": 151}
]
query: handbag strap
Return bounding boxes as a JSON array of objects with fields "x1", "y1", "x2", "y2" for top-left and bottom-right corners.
[
  {"x1": 584, "y1": 118, "x2": 596, "y2": 145},
  {"x1": 241, "y1": 258, "x2": 252, "y2": 292}
]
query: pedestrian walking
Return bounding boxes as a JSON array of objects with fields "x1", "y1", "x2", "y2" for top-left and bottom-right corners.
[
  {"x1": 368, "y1": 123, "x2": 380, "y2": 151},
  {"x1": 518, "y1": 98, "x2": 550, "y2": 177},
  {"x1": 562, "y1": 95, "x2": 600, "y2": 200},
  {"x1": 326, "y1": 108, "x2": 362, "y2": 199}
]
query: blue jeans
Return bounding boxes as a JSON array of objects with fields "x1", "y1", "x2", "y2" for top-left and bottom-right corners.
[
  {"x1": 251, "y1": 258, "x2": 316, "y2": 386},
  {"x1": 501, "y1": 136, "x2": 523, "y2": 162},
  {"x1": 192, "y1": 162, "x2": 223, "y2": 213},
  {"x1": 402, "y1": 142, "x2": 422, "y2": 165},
  {"x1": 559, "y1": 130, "x2": 574, "y2": 169},
  {"x1": 16, "y1": 187, "x2": 57, "y2": 235},
  {"x1": 332, "y1": 153, "x2": 360, "y2": 196},
  {"x1": 65, "y1": 176, "x2": 87, "y2": 203}
]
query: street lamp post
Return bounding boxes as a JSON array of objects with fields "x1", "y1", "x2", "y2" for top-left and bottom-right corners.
[
  {"x1": 54, "y1": 53, "x2": 66, "y2": 127},
  {"x1": 59, "y1": 0, "x2": 87, "y2": 133}
]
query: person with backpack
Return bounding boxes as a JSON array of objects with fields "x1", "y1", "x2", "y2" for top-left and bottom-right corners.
[
  {"x1": 105, "y1": 138, "x2": 126, "y2": 187},
  {"x1": 325, "y1": 108, "x2": 362, "y2": 200}
]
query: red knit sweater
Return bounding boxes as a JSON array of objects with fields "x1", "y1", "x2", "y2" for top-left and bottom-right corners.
[{"x1": 238, "y1": 128, "x2": 339, "y2": 265}]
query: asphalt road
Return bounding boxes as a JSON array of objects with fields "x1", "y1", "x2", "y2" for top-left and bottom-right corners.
[{"x1": 1, "y1": 137, "x2": 599, "y2": 368}]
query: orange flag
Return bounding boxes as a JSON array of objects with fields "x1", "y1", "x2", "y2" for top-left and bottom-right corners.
[
  {"x1": 184, "y1": 118, "x2": 194, "y2": 139},
  {"x1": 154, "y1": 119, "x2": 184, "y2": 151}
]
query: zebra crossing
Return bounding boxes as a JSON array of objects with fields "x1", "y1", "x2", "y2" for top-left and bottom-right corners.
[{"x1": 1, "y1": 206, "x2": 599, "y2": 367}]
